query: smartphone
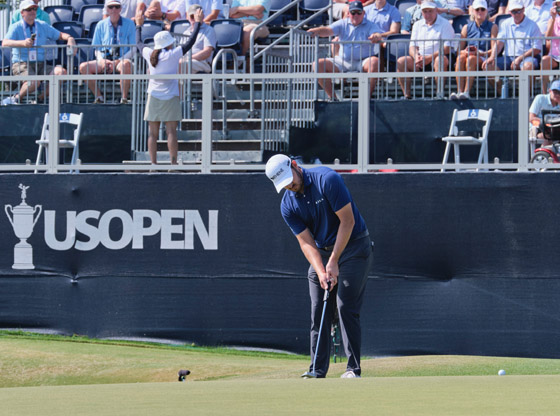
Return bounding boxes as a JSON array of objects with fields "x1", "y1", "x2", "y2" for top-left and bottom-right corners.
[{"x1": 30, "y1": 33, "x2": 36, "y2": 41}]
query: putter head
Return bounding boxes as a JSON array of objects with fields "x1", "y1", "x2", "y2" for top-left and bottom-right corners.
[
  {"x1": 178, "y1": 369, "x2": 191, "y2": 381},
  {"x1": 301, "y1": 371, "x2": 318, "y2": 379}
]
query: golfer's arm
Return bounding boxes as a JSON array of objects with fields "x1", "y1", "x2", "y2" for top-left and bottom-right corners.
[
  {"x1": 295, "y1": 229, "x2": 325, "y2": 275},
  {"x1": 330, "y1": 203, "x2": 355, "y2": 263}
]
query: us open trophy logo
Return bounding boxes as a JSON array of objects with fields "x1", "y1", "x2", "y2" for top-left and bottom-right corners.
[{"x1": 4, "y1": 184, "x2": 42, "y2": 270}]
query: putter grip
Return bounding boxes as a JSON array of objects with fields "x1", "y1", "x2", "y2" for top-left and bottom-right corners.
[{"x1": 323, "y1": 281, "x2": 331, "y2": 301}]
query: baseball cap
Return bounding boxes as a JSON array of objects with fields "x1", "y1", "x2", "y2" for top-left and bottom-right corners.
[
  {"x1": 105, "y1": 0, "x2": 121, "y2": 6},
  {"x1": 188, "y1": 3, "x2": 202, "y2": 15},
  {"x1": 154, "y1": 30, "x2": 175, "y2": 50},
  {"x1": 471, "y1": 0, "x2": 487, "y2": 9},
  {"x1": 508, "y1": 0, "x2": 524, "y2": 10},
  {"x1": 348, "y1": 1, "x2": 364, "y2": 12},
  {"x1": 19, "y1": 0, "x2": 36, "y2": 12},
  {"x1": 550, "y1": 80, "x2": 560, "y2": 92},
  {"x1": 265, "y1": 154, "x2": 294, "y2": 193},
  {"x1": 420, "y1": 1, "x2": 437, "y2": 9}
]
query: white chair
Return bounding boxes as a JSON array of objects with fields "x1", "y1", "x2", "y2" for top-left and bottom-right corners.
[
  {"x1": 35, "y1": 112, "x2": 83, "y2": 173},
  {"x1": 441, "y1": 108, "x2": 493, "y2": 172}
]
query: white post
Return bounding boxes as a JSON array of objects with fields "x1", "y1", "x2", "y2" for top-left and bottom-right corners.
[{"x1": 201, "y1": 77, "x2": 213, "y2": 173}]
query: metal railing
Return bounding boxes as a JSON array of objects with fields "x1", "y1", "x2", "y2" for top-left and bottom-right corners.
[{"x1": 1, "y1": 68, "x2": 555, "y2": 173}]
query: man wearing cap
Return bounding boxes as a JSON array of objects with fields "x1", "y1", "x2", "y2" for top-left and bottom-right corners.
[
  {"x1": 79, "y1": 0, "x2": 135, "y2": 104},
  {"x1": 11, "y1": 0, "x2": 50, "y2": 25},
  {"x1": 541, "y1": 0, "x2": 560, "y2": 93},
  {"x1": 1, "y1": 0, "x2": 76, "y2": 106},
  {"x1": 397, "y1": 0, "x2": 454, "y2": 99},
  {"x1": 482, "y1": 0, "x2": 541, "y2": 74},
  {"x1": 178, "y1": 4, "x2": 216, "y2": 74},
  {"x1": 401, "y1": 0, "x2": 443, "y2": 33},
  {"x1": 103, "y1": 0, "x2": 139, "y2": 21},
  {"x1": 307, "y1": 1, "x2": 384, "y2": 100},
  {"x1": 186, "y1": 0, "x2": 223, "y2": 24},
  {"x1": 265, "y1": 154, "x2": 374, "y2": 379},
  {"x1": 529, "y1": 79, "x2": 560, "y2": 145},
  {"x1": 229, "y1": 0, "x2": 271, "y2": 57}
]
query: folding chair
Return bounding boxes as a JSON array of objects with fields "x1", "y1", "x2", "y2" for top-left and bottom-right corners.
[
  {"x1": 35, "y1": 112, "x2": 84, "y2": 173},
  {"x1": 441, "y1": 108, "x2": 493, "y2": 171},
  {"x1": 211, "y1": 19, "x2": 244, "y2": 71}
]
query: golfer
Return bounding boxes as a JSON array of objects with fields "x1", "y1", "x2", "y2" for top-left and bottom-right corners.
[
  {"x1": 265, "y1": 154, "x2": 373, "y2": 378},
  {"x1": 135, "y1": 11, "x2": 202, "y2": 166}
]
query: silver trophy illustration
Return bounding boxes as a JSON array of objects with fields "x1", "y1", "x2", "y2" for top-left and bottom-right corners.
[{"x1": 5, "y1": 184, "x2": 42, "y2": 270}]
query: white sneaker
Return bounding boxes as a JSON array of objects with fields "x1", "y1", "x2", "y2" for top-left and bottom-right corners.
[
  {"x1": 458, "y1": 92, "x2": 470, "y2": 100},
  {"x1": 449, "y1": 92, "x2": 459, "y2": 100},
  {"x1": 340, "y1": 370, "x2": 361, "y2": 378},
  {"x1": 1, "y1": 95, "x2": 18, "y2": 106}
]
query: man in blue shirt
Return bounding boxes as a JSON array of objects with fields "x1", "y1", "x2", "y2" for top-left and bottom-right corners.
[
  {"x1": 265, "y1": 154, "x2": 374, "y2": 379},
  {"x1": 307, "y1": 1, "x2": 383, "y2": 100},
  {"x1": 79, "y1": 0, "x2": 136, "y2": 104},
  {"x1": 529, "y1": 79, "x2": 560, "y2": 145},
  {"x1": 1, "y1": 0, "x2": 76, "y2": 106}
]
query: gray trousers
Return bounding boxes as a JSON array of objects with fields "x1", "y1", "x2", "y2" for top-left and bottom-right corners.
[{"x1": 307, "y1": 235, "x2": 373, "y2": 377}]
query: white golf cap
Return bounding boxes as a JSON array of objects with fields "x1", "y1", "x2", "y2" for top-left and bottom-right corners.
[
  {"x1": 105, "y1": 0, "x2": 121, "y2": 6},
  {"x1": 19, "y1": 0, "x2": 36, "y2": 11},
  {"x1": 153, "y1": 30, "x2": 175, "y2": 50},
  {"x1": 265, "y1": 154, "x2": 293, "y2": 193},
  {"x1": 508, "y1": 0, "x2": 523, "y2": 10},
  {"x1": 471, "y1": 0, "x2": 487, "y2": 9},
  {"x1": 420, "y1": 1, "x2": 437, "y2": 9}
]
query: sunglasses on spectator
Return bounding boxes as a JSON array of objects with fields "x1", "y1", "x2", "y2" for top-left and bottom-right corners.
[
  {"x1": 24, "y1": 7, "x2": 38, "y2": 11},
  {"x1": 474, "y1": 7, "x2": 486, "y2": 11},
  {"x1": 350, "y1": 10, "x2": 363, "y2": 15},
  {"x1": 107, "y1": 5, "x2": 121, "y2": 9},
  {"x1": 510, "y1": 8, "x2": 523, "y2": 14}
]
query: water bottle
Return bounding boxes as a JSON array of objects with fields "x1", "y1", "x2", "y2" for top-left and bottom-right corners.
[
  {"x1": 222, "y1": 3, "x2": 230, "y2": 19},
  {"x1": 501, "y1": 77, "x2": 509, "y2": 99}
]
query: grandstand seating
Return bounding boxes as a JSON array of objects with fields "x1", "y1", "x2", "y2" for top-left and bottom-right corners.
[
  {"x1": 79, "y1": 4, "x2": 104, "y2": 35},
  {"x1": 87, "y1": 20, "x2": 98, "y2": 39},
  {"x1": 53, "y1": 21, "x2": 85, "y2": 39},
  {"x1": 141, "y1": 20, "x2": 163, "y2": 42},
  {"x1": 395, "y1": 0, "x2": 415, "y2": 19},
  {"x1": 268, "y1": 0, "x2": 296, "y2": 28},
  {"x1": 44, "y1": 5, "x2": 75, "y2": 24},
  {"x1": 211, "y1": 19, "x2": 244, "y2": 70},
  {"x1": 452, "y1": 14, "x2": 470, "y2": 34},
  {"x1": 386, "y1": 33, "x2": 410, "y2": 71},
  {"x1": 0, "y1": 47, "x2": 10, "y2": 77},
  {"x1": 495, "y1": 14, "x2": 509, "y2": 29},
  {"x1": 299, "y1": 0, "x2": 329, "y2": 26},
  {"x1": 65, "y1": 0, "x2": 101, "y2": 20},
  {"x1": 170, "y1": 19, "x2": 191, "y2": 35},
  {"x1": 58, "y1": 38, "x2": 94, "y2": 73}
]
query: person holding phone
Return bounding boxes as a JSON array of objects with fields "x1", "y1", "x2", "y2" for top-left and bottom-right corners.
[
  {"x1": 450, "y1": 0, "x2": 497, "y2": 100},
  {"x1": 540, "y1": 0, "x2": 560, "y2": 93}
]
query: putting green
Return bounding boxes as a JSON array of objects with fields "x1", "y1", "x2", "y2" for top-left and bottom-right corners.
[{"x1": 2, "y1": 375, "x2": 559, "y2": 415}]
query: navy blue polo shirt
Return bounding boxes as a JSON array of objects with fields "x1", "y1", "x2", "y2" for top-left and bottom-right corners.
[{"x1": 280, "y1": 166, "x2": 367, "y2": 249}]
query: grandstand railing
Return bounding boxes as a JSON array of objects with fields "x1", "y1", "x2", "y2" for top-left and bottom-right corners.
[{"x1": 1, "y1": 68, "x2": 554, "y2": 173}]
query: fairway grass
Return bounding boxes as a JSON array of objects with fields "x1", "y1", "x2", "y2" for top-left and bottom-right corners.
[{"x1": 1, "y1": 376, "x2": 560, "y2": 416}]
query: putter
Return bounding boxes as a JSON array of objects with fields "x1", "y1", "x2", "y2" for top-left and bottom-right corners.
[{"x1": 302, "y1": 281, "x2": 331, "y2": 379}]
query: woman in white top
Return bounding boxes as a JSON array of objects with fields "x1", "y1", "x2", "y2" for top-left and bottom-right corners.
[{"x1": 136, "y1": 11, "x2": 202, "y2": 165}]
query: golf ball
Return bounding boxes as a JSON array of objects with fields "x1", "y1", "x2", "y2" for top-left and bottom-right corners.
[{"x1": 498, "y1": 369, "x2": 506, "y2": 376}]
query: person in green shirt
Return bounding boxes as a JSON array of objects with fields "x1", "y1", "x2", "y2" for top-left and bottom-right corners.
[{"x1": 11, "y1": 0, "x2": 51, "y2": 25}]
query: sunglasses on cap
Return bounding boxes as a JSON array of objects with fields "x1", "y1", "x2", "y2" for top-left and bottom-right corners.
[
  {"x1": 24, "y1": 6, "x2": 38, "y2": 11},
  {"x1": 510, "y1": 8, "x2": 523, "y2": 14},
  {"x1": 350, "y1": 10, "x2": 363, "y2": 15},
  {"x1": 107, "y1": 4, "x2": 121, "y2": 9}
]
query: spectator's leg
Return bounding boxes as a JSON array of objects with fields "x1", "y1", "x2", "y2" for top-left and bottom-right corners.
[
  {"x1": 540, "y1": 56, "x2": 558, "y2": 94},
  {"x1": 42, "y1": 65, "x2": 67, "y2": 100},
  {"x1": 165, "y1": 121, "x2": 179, "y2": 164},
  {"x1": 434, "y1": 55, "x2": 449, "y2": 91},
  {"x1": 241, "y1": 24, "x2": 269, "y2": 58},
  {"x1": 397, "y1": 56, "x2": 414, "y2": 98},
  {"x1": 117, "y1": 59, "x2": 132, "y2": 100},
  {"x1": 464, "y1": 55, "x2": 479, "y2": 94},
  {"x1": 313, "y1": 58, "x2": 340, "y2": 100},
  {"x1": 484, "y1": 57, "x2": 500, "y2": 94},
  {"x1": 362, "y1": 56, "x2": 380, "y2": 97},
  {"x1": 148, "y1": 121, "x2": 160, "y2": 164},
  {"x1": 523, "y1": 60, "x2": 536, "y2": 95},
  {"x1": 79, "y1": 60, "x2": 104, "y2": 100},
  {"x1": 455, "y1": 50, "x2": 467, "y2": 93}
]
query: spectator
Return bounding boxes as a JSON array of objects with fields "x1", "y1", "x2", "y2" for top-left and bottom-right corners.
[
  {"x1": 541, "y1": 0, "x2": 560, "y2": 93},
  {"x1": 136, "y1": 0, "x2": 185, "y2": 28},
  {"x1": 482, "y1": 0, "x2": 541, "y2": 75},
  {"x1": 364, "y1": 0, "x2": 402, "y2": 36},
  {"x1": 135, "y1": 11, "x2": 201, "y2": 165},
  {"x1": 397, "y1": 1, "x2": 455, "y2": 99},
  {"x1": 307, "y1": 1, "x2": 383, "y2": 100},
  {"x1": 186, "y1": 0, "x2": 223, "y2": 24},
  {"x1": 526, "y1": 0, "x2": 551, "y2": 34},
  {"x1": 451, "y1": 0, "x2": 497, "y2": 99},
  {"x1": 11, "y1": 0, "x2": 50, "y2": 25},
  {"x1": 79, "y1": 0, "x2": 135, "y2": 104},
  {"x1": 332, "y1": 0, "x2": 351, "y2": 21},
  {"x1": 437, "y1": 0, "x2": 471, "y2": 20},
  {"x1": 229, "y1": 0, "x2": 271, "y2": 56},
  {"x1": 179, "y1": 4, "x2": 216, "y2": 74},
  {"x1": 529, "y1": 79, "x2": 560, "y2": 145},
  {"x1": 486, "y1": 0, "x2": 507, "y2": 22},
  {"x1": 104, "y1": 0, "x2": 140, "y2": 21},
  {"x1": 1, "y1": 0, "x2": 76, "y2": 106},
  {"x1": 401, "y1": 0, "x2": 443, "y2": 34}
]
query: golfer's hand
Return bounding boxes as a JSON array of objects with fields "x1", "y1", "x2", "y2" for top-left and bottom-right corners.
[{"x1": 325, "y1": 261, "x2": 339, "y2": 290}]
